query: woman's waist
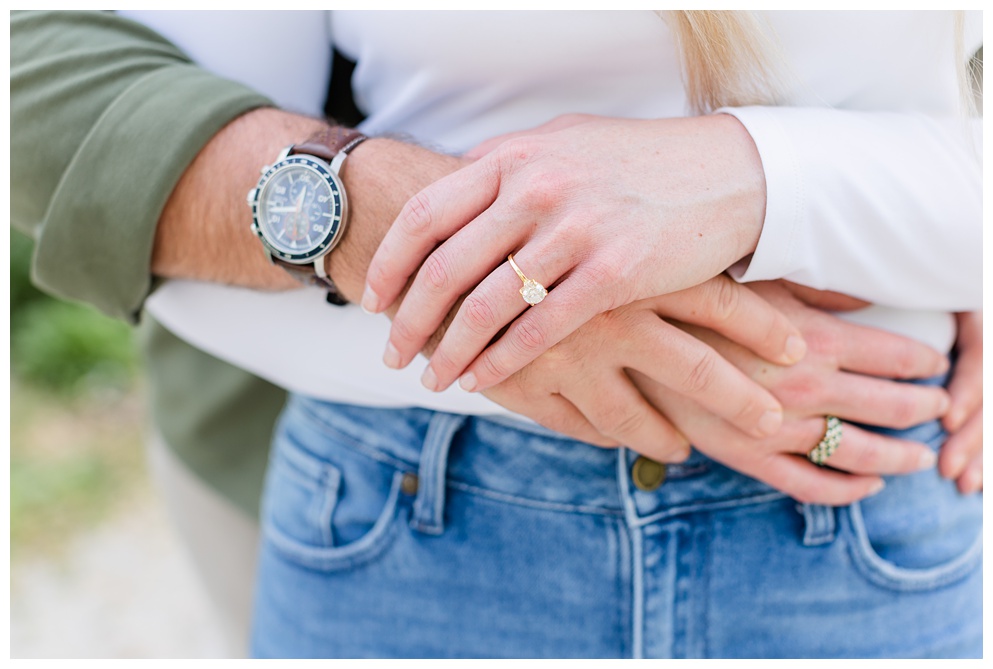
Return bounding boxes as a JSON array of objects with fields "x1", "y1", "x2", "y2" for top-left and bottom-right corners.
[
  {"x1": 281, "y1": 394, "x2": 949, "y2": 519},
  {"x1": 146, "y1": 281, "x2": 955, "y2": 415}
]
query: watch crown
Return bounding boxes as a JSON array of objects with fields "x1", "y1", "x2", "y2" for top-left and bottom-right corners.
[
  {"x1": 261, "y1": 165, "x2": 271, "y2": 175},
  {"x1": 246, "y1": 189, "x2": 257, "y2": 206}
]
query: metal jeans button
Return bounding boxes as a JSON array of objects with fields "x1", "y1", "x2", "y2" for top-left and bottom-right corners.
[
  {"x1": 631, "y1": 456, "x2": 667, "y2": 492},
  {"x1": 400, "y1": 472, "x2": 419, "y2": 496}
]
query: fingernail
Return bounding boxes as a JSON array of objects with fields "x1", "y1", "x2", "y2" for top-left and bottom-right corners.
[
  {"x1": 361, "y1": 285, "x2": 380, "y2": 314},
  {"x1": 383, "y1": 341, "x2": 401, "y2": 369},
  {"x1": 917, "y1": 449, "x2": 937, "y2": 470},
  {"x1": 756, "y1": 409, "x2": 782, "y2": 437},
  {"x1": 458, "y1": 372, "x2": 478, "y2": 393},
  {"x1": 869, "y1": 479, "x2": 886, "y2": 496},
  {"x1": 421, "y1": 365, "x2": 438, "y2": 391},
  {"x1": 784, "y1": 336, "x2": 807, "y2": 364}
]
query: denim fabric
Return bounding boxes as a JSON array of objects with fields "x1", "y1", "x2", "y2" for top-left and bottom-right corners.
[{"x1": 250, "y1": 384, "x2": 982, "y2": 658}]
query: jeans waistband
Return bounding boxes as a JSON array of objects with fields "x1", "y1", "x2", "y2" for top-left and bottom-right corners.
[{"x1": 286, "y1": 396, "x2": 788, "y2": 522}]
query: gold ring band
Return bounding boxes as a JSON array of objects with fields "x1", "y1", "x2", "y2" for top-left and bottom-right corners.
[
  {"x1": 508, "y1": 253, "x2": 548, "y2": 306},
  {"x1": 807, "y1": 415, "x2": 843, "y2": 465}
]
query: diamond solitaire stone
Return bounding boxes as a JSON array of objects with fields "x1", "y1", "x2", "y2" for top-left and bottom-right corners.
[{"x1": 520, "y1": 279, "x2": 547, "y2": 306}]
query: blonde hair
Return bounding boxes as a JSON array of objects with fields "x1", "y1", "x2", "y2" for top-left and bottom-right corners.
[
  {"x1": 664, "y1": 10, "x2": 980, "y2": 117},
  {"x1": 663, "y1": 10, "x2": 785, "y2": 114}
]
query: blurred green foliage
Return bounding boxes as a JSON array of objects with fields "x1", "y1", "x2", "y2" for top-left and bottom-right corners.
[
  {"x1": 10, "y1": 229, "x2": 146, "y2": 557},
  {"x1": 10, "y1": 229, "x2": 138, "y2": 393}
]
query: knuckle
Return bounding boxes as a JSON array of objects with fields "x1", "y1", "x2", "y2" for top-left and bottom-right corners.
[
  {"x1": 578, "y1": 257, "x2": 628, "y2": 310},
  {"x1": 888, "y1": 394, "x2": 920, "y2": 428},
  {"x1": 461, "y1": 294, "x2": 498, "y2": 335},
  {"x1": 497, "y1": 137, "x2": 542, "y2": 171},
  {"x1": 888, "y1": 343, "x2": 919, "y2": 378},
  {"x1": 684, "y1": 350, "x2": 718, "y2": 395},
  {"x1": 518, "y1": 172, "x2": 567, "y2": 213},
  {"x1": 427, "y1": 347, "x2": 459, "y2": 377},
  {"x1": 511, "y1": 318, "x2": 548, "y2": 356},
  {"x1": 732, "y1": 393, "x2": 768, "y2": 428},
  {"x1": 582, "y1": 257, "x2": 616, "y2": 287},
  {"x1": 421, "y1": 253, "x2": 452, "y2": 292},
  {"x1": 850, "y1": 439, "x2": 883, "y2": 471},
  {"x1": 599, "y1": 408, "x2": 647, "y2": 439},
  {"x1": 709, "y1": 275, "x2": 742, "y2": 323},
  {"x1": 399, "y1": 191, "x2": 435, "y2": 237},
  {"x1": 477, "y1": 353, "x2": 510, "y2": 384},
  {"x1": 365, "y1": 260, "x2": 391, "y2": 291},
  {"x1": 390, "y1": 317, "x2": 422, "y2": 346}
]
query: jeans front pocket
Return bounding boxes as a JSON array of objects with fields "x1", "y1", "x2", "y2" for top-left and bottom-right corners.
[
  {"x1": 841, "y1": 420, "x2": 982, "y2": 592},
  {"x1": 261, "y1": 415, "x2": 408, "y2": 573}
]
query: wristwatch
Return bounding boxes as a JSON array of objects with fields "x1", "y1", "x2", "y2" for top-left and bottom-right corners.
[{"x1": 246, "y1": 127, "x2": 368, "y2": 305}]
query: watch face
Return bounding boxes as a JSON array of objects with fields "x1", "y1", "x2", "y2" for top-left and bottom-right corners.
[{"x1": 252, "y1": 156, "x2": 344, "y2": 262}]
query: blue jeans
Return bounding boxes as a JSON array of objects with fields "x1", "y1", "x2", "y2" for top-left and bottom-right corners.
[{"x1": 250, "y1": 390, "x2": 982, "y2": 658}]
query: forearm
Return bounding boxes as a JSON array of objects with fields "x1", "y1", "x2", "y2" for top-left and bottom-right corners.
[
  {"x1": 10, "y1": 10, "x2": 273, "y2": 322},
  {"x1": 154, "y1": 106, "x2": 464, "y2": 301},
  {"x1": 723, "y1": 107, "x2": 982, "y2": 311}
]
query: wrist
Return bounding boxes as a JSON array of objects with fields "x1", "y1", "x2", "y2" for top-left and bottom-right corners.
[
  {"x1": 325, "y1": 138, "x2": 464, "y2": 303},
  {"x1": 703, "y1": 113, "x2": 767, "y2": 262}
]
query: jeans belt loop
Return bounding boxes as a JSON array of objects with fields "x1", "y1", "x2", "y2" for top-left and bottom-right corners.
[
  {"x1": 410, "y1": 412, "x2": 467, "y2": 535},
  {"x1": 800, "y1": 503, "x2": 837, "y2": 546}
]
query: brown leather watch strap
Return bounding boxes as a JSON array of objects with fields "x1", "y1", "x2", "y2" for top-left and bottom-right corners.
[{"x1": 291, "y1": 127, "x2": 368, "y2": 162}]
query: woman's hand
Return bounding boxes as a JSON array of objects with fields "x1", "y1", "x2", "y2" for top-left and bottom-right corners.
[
  {"x1": 630, "y1": 281, "x2": 952, "y2": 505},
  {"x1": 365, "y1": 114, "x2": 768, "y2": 394},
  {"x1": 477, "y1": 276, "x2": 805, "y2": 460},
  {"x1": 480, "y1": 279, "x2": 950, "y2": 505},
  {"x1": 940, "y1": 311, "x2": 982, "y2": 494}
]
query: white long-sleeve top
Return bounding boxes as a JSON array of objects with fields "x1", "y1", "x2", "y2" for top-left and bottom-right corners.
[{"x1": 128, "y1": 10, "x2": 982, "y2": 416}]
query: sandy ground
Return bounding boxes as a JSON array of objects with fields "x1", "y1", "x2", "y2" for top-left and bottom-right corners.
[{"x1": 10, "y1": 494, "x2": 229, "y2": 659}]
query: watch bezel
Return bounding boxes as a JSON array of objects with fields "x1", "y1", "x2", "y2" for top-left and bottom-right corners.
[{"x1": 248, "y1": 154, "x2": 349, "y2": 265}]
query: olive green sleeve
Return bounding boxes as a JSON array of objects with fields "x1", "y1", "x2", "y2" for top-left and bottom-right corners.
[{"x1": 11, "y1": 10, "x2": 274, "y2": 324}]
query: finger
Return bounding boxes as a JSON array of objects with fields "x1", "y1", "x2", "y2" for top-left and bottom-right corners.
[
  {"x1": 779, "y1": 281, "x2": 871, "y2": 311},
  {"x1": 944, "y1": 361, "x2": 982, "y2": 432},
  {"x1": 622, "y1": 310, "x2": 784, "y2": 438},
  {"x1": 485, "y1": 384, "x2": 617, "y2": 448},
  {"x1": 957, "y1": 453, "x2": 983, "y2": 495},
  {"x1": 758, "y1": 455, "x2": 886, "y2": 507},
  {"x1": 430, "y1": 239, "x2": 578, "y2": 391},
  {"x1": 385, "y1": 208, "x2": 529, "y2": 371},
  {"x1": 835, "y1": 319, "x2": 949, "y2": 379},
  {"x1": 654, "y1": 275, "x2": 806, "y2": 366},
  {"x1": 943, "y1": 316, "x2": 982, "y2": 431},
  {"x1": 363, "y1": 157, "x2": 500, "y2": 314},
  {"x1": 808, "y1": 420, "x2": 938, "y2": 476},
  {"x1": 461, "y1": 256, "x2": 621, "y2": 392},
  {"x1": 819, "y1": 372, "x2": 950, "y2": 430},
  {"x1": 566, "y1": 369, "x2": 690, "y2": 462},
  {"x1": 939, "y1": 407, "x2": 982, "y2": 482}
]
